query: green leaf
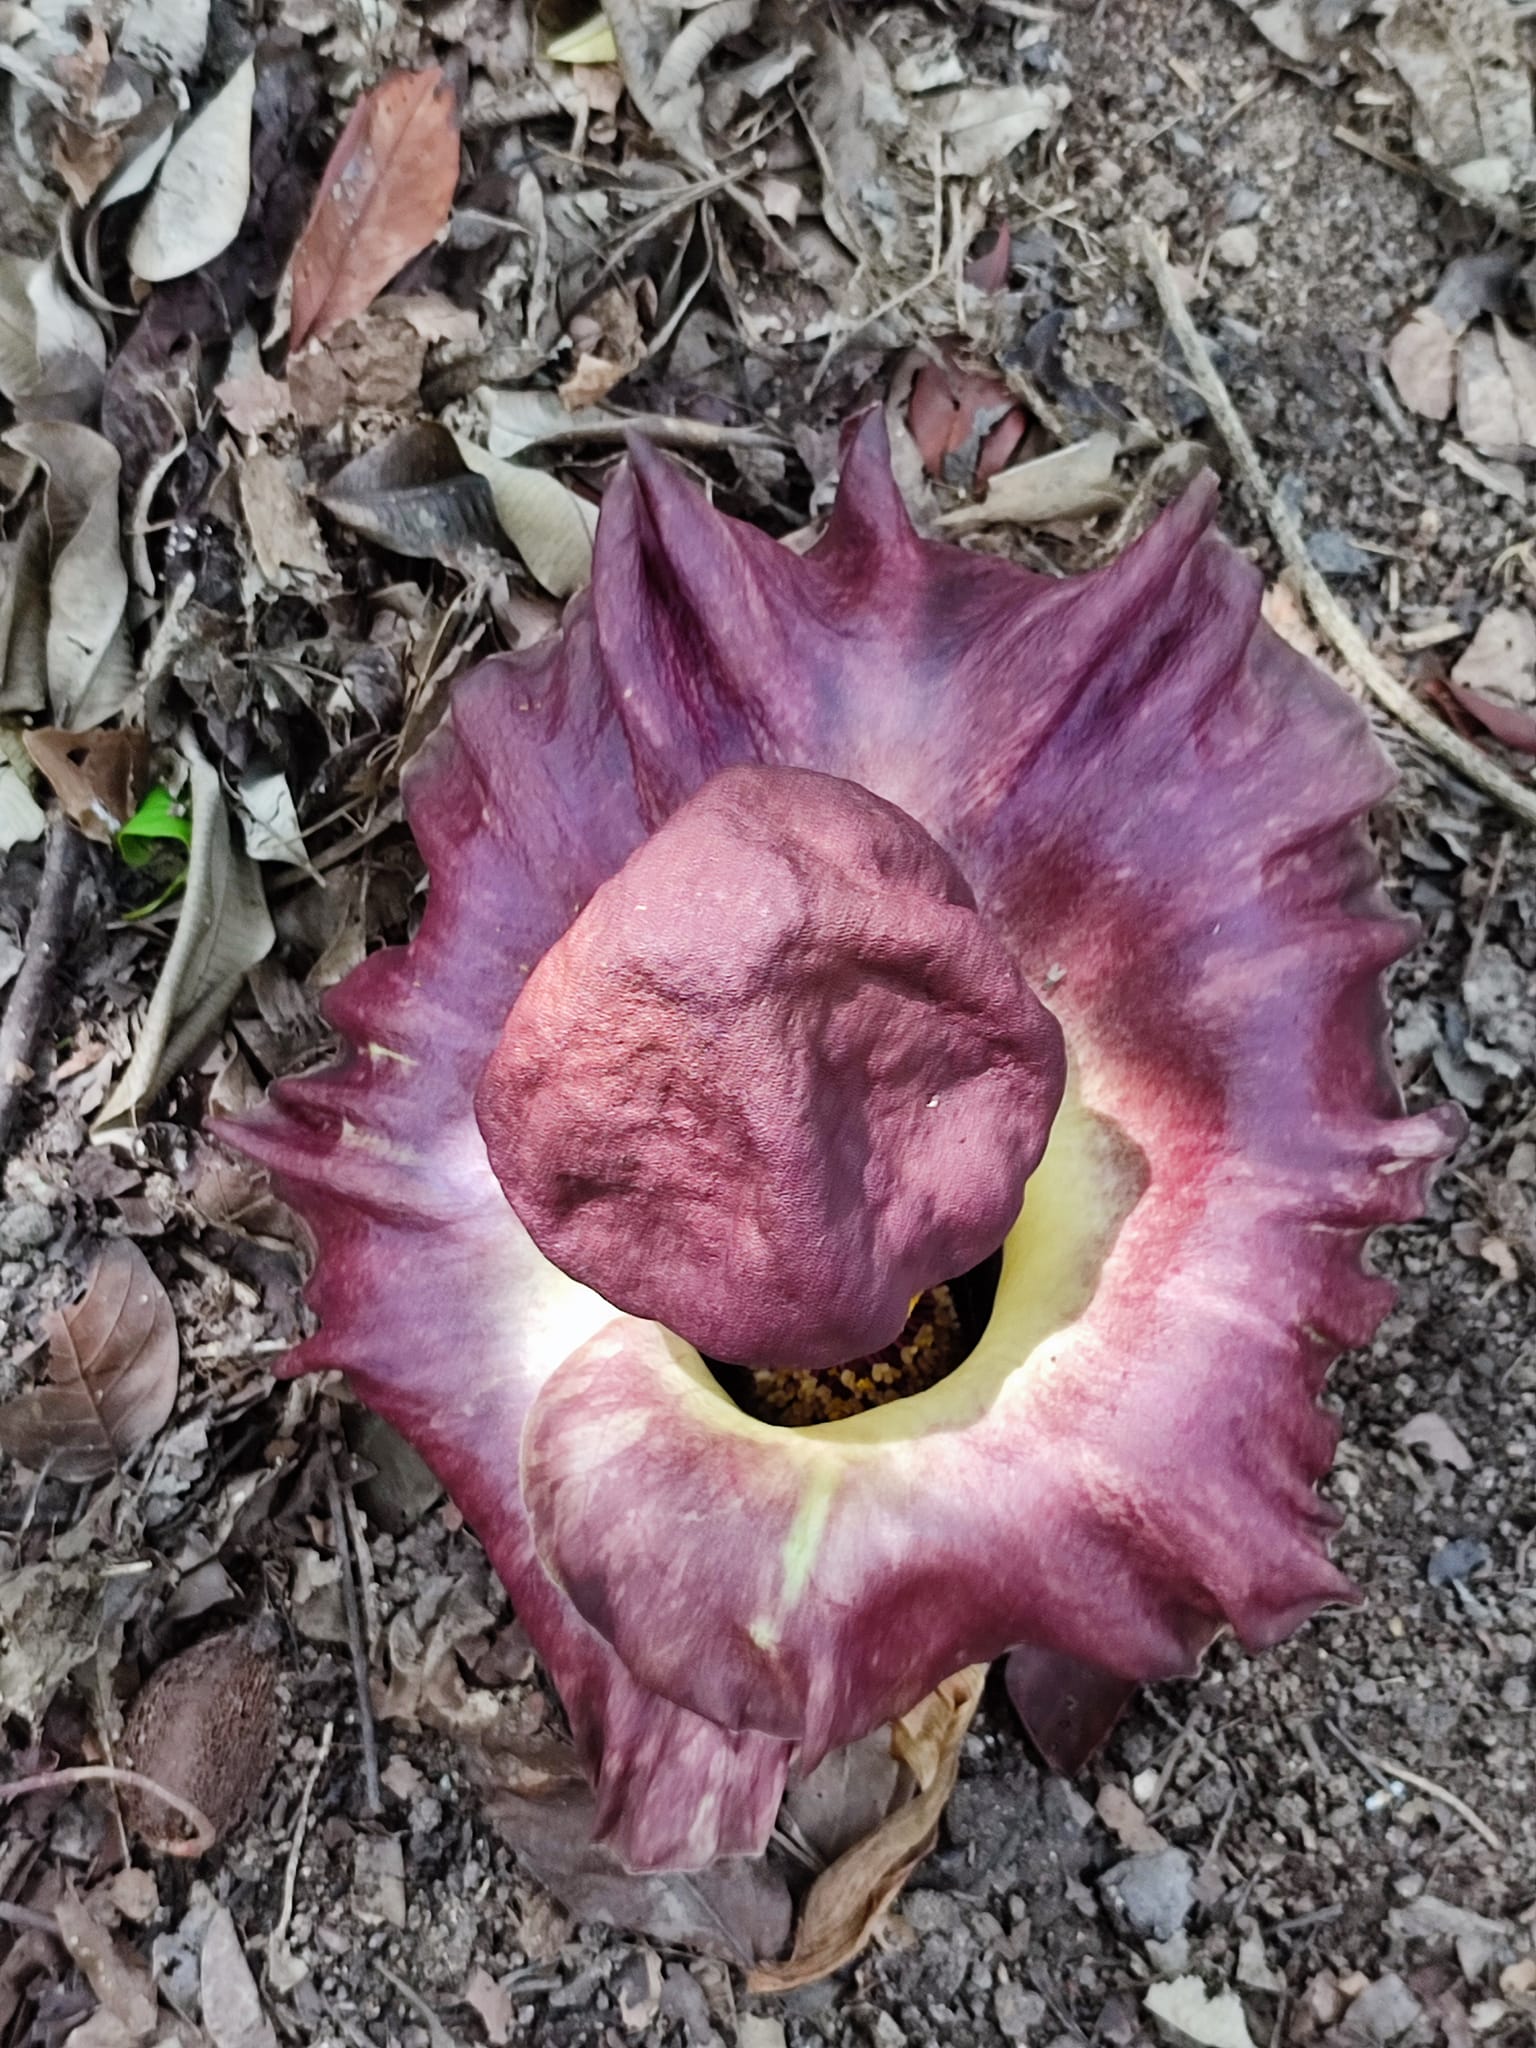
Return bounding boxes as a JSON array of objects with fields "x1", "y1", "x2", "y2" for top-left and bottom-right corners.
[{"x1": 117, "y1": 784, "x2": 191, "y2": 868}]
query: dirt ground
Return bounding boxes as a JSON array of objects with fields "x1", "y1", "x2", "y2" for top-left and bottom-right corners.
[{"x1": 3, "y1": 2, "x2": 1535, "y2": 2046}]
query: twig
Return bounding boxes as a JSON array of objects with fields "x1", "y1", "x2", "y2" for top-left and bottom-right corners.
[
  {"x1": 0, "y1": 1764, "x2": 214, "y2": 1856},
  {"x1": 375, "y1": 1963, "x2": 467, "y2": 2048},
  {"x1": 325, "y1": 1449, "x2": 382, "y2": 1816},
  {"x1": 270, "y1": 1719, "x2": 333, "y2": 1956},
  {"x1": 0, "y1": 815, "x2": 86, "y2": 1155},
  {"x1": 1325, "y1": 1719, "x2": 1502, "y2": 1851},
  {"x1": 0, "y1": 1900, "x2": 59, "y2": 1934},
  {"x1": 516, "y1": 411, "x2": 789, "y2": 453},
  {"x1": 1133, "y1": 218, "x2": 1536, "y2": 832}
]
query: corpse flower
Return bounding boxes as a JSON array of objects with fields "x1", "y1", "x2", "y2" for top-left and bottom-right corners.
[{"x1": 226, "y1": 411, "x2": 1461, "y2": 1874}]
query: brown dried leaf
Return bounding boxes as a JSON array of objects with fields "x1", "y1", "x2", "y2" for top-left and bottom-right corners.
[
  {"x1": 120, "y1": 1625, "x2": 279, "y2": 1853},
  {"x1": 22, "y1": 726, "x2": 149, "y2": 843},
  {"x1": 318, "y1": 422, "x2": 504, "y2": 567},
  {"x1": 289, "y1": 68, "x2": 461, "y2": 353},
  {"x1": 748, "y1": 1664, "x2": 985, "y2": 1993},
  {"x1": 0, "y1": 1241, "x2": 177, "y2": 1482}
]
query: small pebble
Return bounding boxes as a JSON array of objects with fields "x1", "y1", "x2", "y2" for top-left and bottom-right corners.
[
  {"x1": 1428, "y1": 1536, "x2": 1491, "y2": 1585},
  {"x1": 1214, "y1": 225, "x2": 1260, "y2": 269},
  {"x1": 0, "y1": 1200, "x2": 54, "y2": 1254},
  {"x1": 1140, "y1": 171, "x2": 1189, "y2": 224}
]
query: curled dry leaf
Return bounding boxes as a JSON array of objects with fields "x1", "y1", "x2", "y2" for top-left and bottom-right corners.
[
  {"x1": 1, "y1": 420, "x2": 132, "y2": 728},
  {"x1": 94, "y1": 734, "x2": 275, "y2": 1135},
  {"x1": 938, "y1": 431, "x2": 1124, "y2": 532},
  {"x1": 23, "y1": 725, "x2": 150, "y2": 842},
  {"x1": 120, "y1": 1625, "x2": 280, "y2": 1854},
  {"x1": 289, "y1": 67, "x2": 461, "y2": 354},
  {"x1": 747, "y1": 1665, "x2": 985, "y2": 1993},
  {"x1": 0, "y1": 250, "x2": 105, "y2": 419},
  {"x1": 319, "y1": 421, "x2": 505, "y2": 568},
  {"x1": 0, "y1": 1240, "x2": 177, "y2": 1483},
  {"x1": 129, "y1": 58, "x2": 256, "y2": 284}
]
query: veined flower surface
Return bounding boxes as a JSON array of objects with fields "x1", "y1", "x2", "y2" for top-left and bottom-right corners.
[{"x1": 225, "y1": 412, "x2": 1461, "y2": 1872}]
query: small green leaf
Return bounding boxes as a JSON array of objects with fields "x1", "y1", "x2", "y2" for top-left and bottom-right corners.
[{"x1": 116, "y1": 784, "x2": 191, "y2": 868}]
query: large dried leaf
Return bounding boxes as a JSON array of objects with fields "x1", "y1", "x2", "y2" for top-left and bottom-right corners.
[
  {"x1": 0, "y1": 1561, "x2": 111, "y2": 1721},
  {"x1": 2, "y1": 420, "x2": 132, "y2": 727},
  {"x1": 95, "y1": 736, "x2": 275, "y2": 1135},
  {"x1": 748, "y1": 1666, "x2": 984, "y2": 1992},
  {"x1": 601, "y1": 0, "x2": 758, "y2": 169},
  {"x1": 289, "y1": 68, "x2": 460, "y2": 353},
  {"x1": 319, "y1": 421, "x2": 505, "y2": 567},
  {"x1": 1376, "y1": 0, "x2": 1536, "y2": 203},
  {"x1": 128, "y1": 58, "x2": 256, "y2": 283},
  {"x1": 0, "y1": 1241, "x2": 177, "y2": 1481},
  {"x1": 0, "y1": 250, "x2": 105, "y2": 419}
]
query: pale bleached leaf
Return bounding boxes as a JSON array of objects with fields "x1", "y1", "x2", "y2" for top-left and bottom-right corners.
[
  {"x1": 128, "y1": 57, "x2": 256, "y2": 283},
  {"x1": 2, "y1": 420, "x2": 132, "y2": 727},
  {"x1": 236, "y1": 763, "x2": 307, "y2": 865},
  {"x1": 0, "y1": 763, "x2": 45, "y2": 851},
  {"x1": 938, "y1": 432, "x2": 1123, "y2": 533},
  {"x1": 0, "y1": 251, "x2": 104, "y2": 417},
  {"x1": 453, "y1": 432, "x2": 596, "y2": 597},
  {"x1": 95, "y1": 735, "x2": 275, "y2": 1135}
]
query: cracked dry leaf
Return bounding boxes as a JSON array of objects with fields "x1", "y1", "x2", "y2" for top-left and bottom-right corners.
[
  {"x1": 288, "y1": 67, "x2": 461, "y2": 353},
  {"x1": 1376, "y1": 0, "x2": 1536, "y2": 205},
  {"x1": 2, "y1": 420, "x2": 132, "y2": 727},
  {"x1": 128, "y1": 57, "x2": 256, "y2": 283},
  {"x1": 0, "y1": 1241, "x2": 178, "y2": 1482},
  {"x1": 748, "y1": 1665, "x2": 985, "y2": 1993},
  {"x1": 0, "y1": 250, "x2": 105, "y2": 419},
  {"x1": 94, "y1": 736, "x2": 274, "y2": 1135}
]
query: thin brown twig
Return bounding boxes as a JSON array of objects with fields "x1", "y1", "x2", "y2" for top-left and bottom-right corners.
[
  {"x1": 1325, "y1": 1719, "x2": 1503, "y2": 1851},
  {"x1": 269, "y1": 1718, "x2": 333, "y2": 1960},
  {"x1": 325, "y1": 1447, "x2": 382, "y2": 1816},
  {"x1": 0, "y1": 1764, "x2": 214, "y2": 1856},
  {"x1": 0, "y1": 814, "x2": 86, "y2": 1155},
  {"x1": 1133, "y1": 218, "x2": 1536, "y2": 832}
]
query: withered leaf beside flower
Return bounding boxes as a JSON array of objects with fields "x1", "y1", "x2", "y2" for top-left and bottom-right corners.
[{"x1": 222, "y1": 412, "x2": 1461, "y2": 1873}]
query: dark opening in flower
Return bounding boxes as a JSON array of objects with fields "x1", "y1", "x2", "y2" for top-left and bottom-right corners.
[
  {"x1": 224, "y1": 412, "x2": 1463, "y2": 1874},
  {"x1": 476, "y1": 762, "x2": 1066, "y2": 1372}
]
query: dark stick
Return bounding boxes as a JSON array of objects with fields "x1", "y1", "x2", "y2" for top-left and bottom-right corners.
[
  {"x1": 325, "y1": 1447, "x2": 383, "y2": 1816},
  {"x1": 0, "y1": 815, "x2": 86, "y2": 1157}
]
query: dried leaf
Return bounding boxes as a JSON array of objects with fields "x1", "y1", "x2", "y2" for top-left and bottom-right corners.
[
  {"x1": 1444, "y1": 681, "x2": 1536, "y2": 754},
  {"x1": 94, "y1": 735, "x2": 275, "y2": 1134},
  {"x1": 1451, "y1": 603, "x2": 1536, "y2": 702},
  {"x1": 452, "y1": 434, "x2": 596, "y2": 596},
  {"x1": 918, "y1": 83, "x2": 1071, "y2": 179},
  {"x1": 748, "y1": 1665, "x2": 985, "y2": 1993},
  {"x1": 0, "y1": 765, "x2": 45, "y2": 851},
  {"x1": 1144, "y1": 1976, "x2": 1257, "y2": 2048},
  {"x1": 0, "y1": 506, "x2": 49, "y2": 715},
  {"x1": 201, "y1": 1906, "x2": 277, "y2": 2048},
  {"x1": 0, "y1": 1560, "x2": 110, "y2": 1721},
  {"x1": 1440, "y1": 436, "x2": 1526, "y2": 504},
  {"x1": 1225, "y1": 0, "x2": 1360, "y2": 66},
  {"x1": 120, "y1": 1626, "x2": 279, "y2": 1852},
  {"x1": 128, "y1": 59, "x2": 256, "y2": 283},
  {"x1": 1385, "y1": 306, "x2": 1457, "y2": 422},
  {"x1": 477, "y1": 1757, "x2": 792, "y2": 1965},
  {"x1": 1456, "y1": 325, "x2": 1536, "y2": 458},
  {"x1": 1376, "y1": 0, "x2": 1536, "y2": 203},
  {"x1": 319, "y1": 422, "x2": 505, "y2": 567},
  {"x1": 119, "y1": 0, "x2": 211, "y2": 78},
  {"x1": 0, "y1": 250, "x2": 105, "y2": 418},
  {"x1": 601, "y1": 0, "x2": 757, "y2": 170},
  {"x1": 23, "y1": 726, "x2": 149, "y2": 842},
  {"x1": 53, "y1": 1890, "x2": 159, "y2": 2040},
  {"x1": 237, "y1": 451, "x2": 330, "y2": 584},
  {"x1": 1398, "y1": 1410, "x2": 1475, "y2": 1470},
  {"x1": 0, "y1": 1241, "x2": 177, "y2": 1481},
  {"x1": 780, "y1": 1732, "x2": 901, "y2": 1865},
  {"x1": 938, "y1": 432, "x2": 1123, "y2": 532},
  {"x1": 2, "y1": 420, "x2": 132, "y2": 727},
  {"x1": 289, "y1": 68, "x2": 460, "y2": 353},
  {"x1": 235, "y1": 763, "x2": 307, "y2": 865}
]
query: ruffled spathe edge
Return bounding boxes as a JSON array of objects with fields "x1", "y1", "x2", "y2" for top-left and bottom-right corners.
[{"x1": 223, "y1": 412, "x2": 1462, "y2": 1861}]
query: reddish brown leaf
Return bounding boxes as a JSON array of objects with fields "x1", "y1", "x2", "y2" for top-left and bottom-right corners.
[
  {"x1": 0, "y1": 1241, "x2": 177, "y2": 1481},
  {"x1": 288, "y1": 68, "x2": 460, "y2": 354},
  {"x1": 1445, "y1": 680, "x2": 1536, "y2": 755},
  {"x1": 23, "y1": 726, "x2": 149, "y2": 843}
]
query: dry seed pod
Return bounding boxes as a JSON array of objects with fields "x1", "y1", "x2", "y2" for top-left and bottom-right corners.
[{"x1": 119, "y1": 1624, "x2": 279, "y2": 1853}]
